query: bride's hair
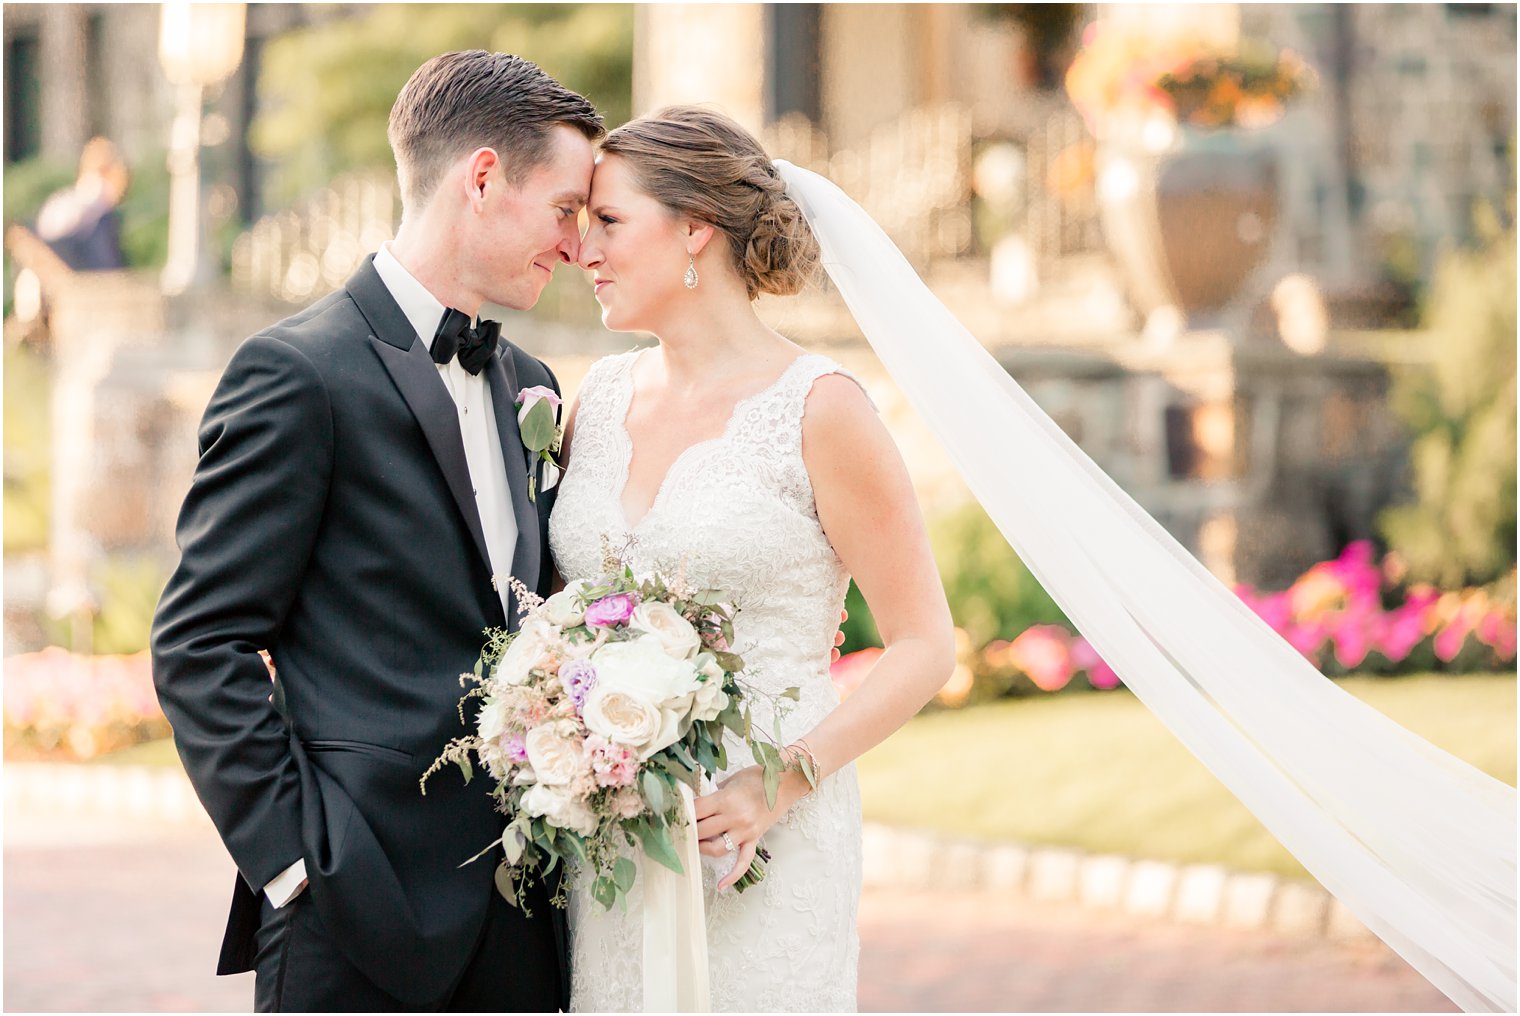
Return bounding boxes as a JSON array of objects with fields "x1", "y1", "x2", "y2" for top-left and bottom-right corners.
[{"x1": 599, "y1": 106, "x2": 819, "y2": 299}]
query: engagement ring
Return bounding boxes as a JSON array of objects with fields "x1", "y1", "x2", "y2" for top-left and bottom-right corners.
[{"x1": 721, "y1": 831, "x2": 736, "y2": 852}]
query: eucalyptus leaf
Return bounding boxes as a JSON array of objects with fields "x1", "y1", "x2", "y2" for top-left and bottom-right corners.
[
  {"x1": 502, "y1": 826, "x2": 525, "y2": 865},
  {"x1": 562, "y1": 831, "x2": 589, "y2": 866},
  {"x1": 762, "y1": 763, "x2": 780, "y2": 809},
  {"x1": 641, "y1": 769, "x2": 667, "y2": 813},
  {"x1": 520, "y1": 398, "x2": 556, "y2": 452},
  {"x1": 713, "y1": 651, "x2": 745, "y2": 673},
  {"x1": 798, "y1": 752, "x2": 819, "y2": 791},
  {"x1": 592, "y1": 875, "x2": 617, "y2": 909},
  {"x1": 779, "y1": 686, "x2": 801, "y2": 702},
  {"x1": 494, "y1": 861, "x2": 518, "y2": 905},
  {"x1": 641, "y1": 822, "x2": 685, "y2": 874},
  {"x1": 613, "y1": 856, "x2": 636, "y2": 893}
]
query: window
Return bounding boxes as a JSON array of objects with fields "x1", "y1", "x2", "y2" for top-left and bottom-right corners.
[{"x1": 4, "y1": 31, "x2": 42, "y2": 163}]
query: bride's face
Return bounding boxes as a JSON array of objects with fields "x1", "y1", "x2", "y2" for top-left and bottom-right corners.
[{"x1": 578, "y1": 155, "x2": 692, "y2": 333}]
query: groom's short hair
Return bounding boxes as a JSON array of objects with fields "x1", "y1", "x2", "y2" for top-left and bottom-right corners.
[{"x1": 388, "y1": 51, "x2": 604, "y2": 210}]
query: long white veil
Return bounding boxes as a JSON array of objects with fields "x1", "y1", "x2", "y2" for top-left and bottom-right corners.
[{"x1": 774, "y1": 160, "x2": 1517, "y2": 1013}]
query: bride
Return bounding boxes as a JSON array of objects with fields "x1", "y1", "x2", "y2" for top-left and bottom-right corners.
[
  {"x1": 547, "y1": 107, "x2": 955, "y2": 1012},
  {"x1": 550, "y1": 106, "x2": 1515, "y2": 1013}
]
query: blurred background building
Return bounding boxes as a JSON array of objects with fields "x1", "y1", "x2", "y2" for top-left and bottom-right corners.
[{"x1": 3, "y1": 2, "x2": 1515, "y2": 665}]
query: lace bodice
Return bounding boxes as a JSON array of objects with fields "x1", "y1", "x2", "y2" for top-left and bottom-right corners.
[
  {"x1": 548, "y1": 348, "x2": 863, "y2": 1013},
  {"x1": 550, "y1": 348, "x2": 858, "y2": 741}
]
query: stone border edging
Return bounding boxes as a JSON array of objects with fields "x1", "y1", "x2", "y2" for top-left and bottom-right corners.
[
  {"x1": 5, "y1": 761, "x2": 212, "y2": 828},
  {"x1": 861, "y1": 823, "x2": 1378, "y2": 944},
  {"x1": 2, "y1": 763, "x2": 1376, "y2": 944}
]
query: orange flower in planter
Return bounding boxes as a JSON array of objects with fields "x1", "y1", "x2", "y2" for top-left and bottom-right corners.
[{"x1": 1066, "y1": 18, "x2": 1315, "y2": 139}]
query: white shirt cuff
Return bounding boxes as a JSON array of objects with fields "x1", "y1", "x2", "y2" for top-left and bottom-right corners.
[{"x1": 264, "y1": 858, "x2": 308, "y2": 908}]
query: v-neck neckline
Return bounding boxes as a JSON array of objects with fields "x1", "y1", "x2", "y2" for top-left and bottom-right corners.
[{"x1": 613, "y1": 349, "x2": 813, "y2": 532}]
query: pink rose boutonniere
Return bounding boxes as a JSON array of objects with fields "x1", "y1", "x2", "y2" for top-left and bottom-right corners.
[{"x1": 515, "y1": 385, "x2": 564, "y2": 502}]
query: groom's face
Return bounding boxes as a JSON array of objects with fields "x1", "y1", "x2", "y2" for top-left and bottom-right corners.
[{"x1": 471, "y1": 124, "x2": 595, "y2": 311}]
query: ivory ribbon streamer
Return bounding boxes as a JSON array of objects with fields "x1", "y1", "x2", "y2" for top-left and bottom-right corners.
[{"x1": 642, "y1": 781, "x2": 711, "y2": 1012}]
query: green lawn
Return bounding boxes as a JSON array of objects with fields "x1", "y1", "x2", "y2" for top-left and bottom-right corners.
[{"x1": 858, "y1": 674, "x2": 1517, "y2": 877}]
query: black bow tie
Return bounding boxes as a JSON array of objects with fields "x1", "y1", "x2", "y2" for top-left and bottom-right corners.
[{"x1": 429, "y1": 308, "x2": 500, "y2": 375}]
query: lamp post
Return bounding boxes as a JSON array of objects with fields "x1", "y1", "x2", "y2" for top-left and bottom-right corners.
[{"x1": 158, "y1": 2, "x2": 246, "y2": 295}]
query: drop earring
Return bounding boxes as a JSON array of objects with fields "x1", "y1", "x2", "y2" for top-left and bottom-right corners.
[{"x1": 683, "y1": 252, "x2": 699, "y2": 290}]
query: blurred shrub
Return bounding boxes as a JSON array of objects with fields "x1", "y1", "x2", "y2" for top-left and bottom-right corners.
[
  {"x1": 1379, "y1": 214, "x2": 1516, "y2": 587},
  {"x1": 2, "y1": 157, "x2": 73, "y2": 227},
  {"x1": 3, "y1": 648, "x2": 167, "y2": 760},
  {"x1": 3, "y1": 344, "x2": 50, "y2": 553},
  {"x1": 929, "y1": 498, "x2": 1070, "y2": 648},
  {"x1": 835, "y1": 499, "x2": 1067, "y2": 658},
  {"x1": 252, "y1": 4, "x2": 634, "y2": 206},
  {"x1": 91, "y1": 556, "x2": 169, "y2": 657},
  {"x1": 840, "y1": 580, "x2": 881, "y2": 651},
  {"x1": 41, "y1": 555, "x2": 168, "y2": 657},
  {"x1": 116, "y1": 148, "x2": 170, "y2": 270}
]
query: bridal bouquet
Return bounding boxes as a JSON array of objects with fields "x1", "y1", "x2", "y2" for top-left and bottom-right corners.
[{"x1": 423, "y1": 560, "x2": 811, "y2": 911}]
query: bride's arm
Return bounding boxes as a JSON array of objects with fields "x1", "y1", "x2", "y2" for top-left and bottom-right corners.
[
  {"x1": 697, "y1": 372, "x2": 955, "y2": 885},
  {"x1": 796, "y1": 373, "x2": 956, "y2": 772}
]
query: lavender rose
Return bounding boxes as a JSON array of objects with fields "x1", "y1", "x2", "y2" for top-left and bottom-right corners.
[
  {"x1": 584, "y1": 592, "x2": 638, "y2": 628},
  {"x1": 559, "y1": 659, "x2": 597, "y2": 709},
  {"x1": 516, "y1": 385, "x2": 562, "y2": 427}
]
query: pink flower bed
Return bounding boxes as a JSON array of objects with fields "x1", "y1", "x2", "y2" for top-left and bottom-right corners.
[
  {"x1": 832, "y1": 542, "x2": 1517, "y2": 701},
  {"x1": 3, "y1": 647, "x2": 169, "y2": 759},
  {"x1": 1234, "y1": 542, "x2": 1516, "y2": 673}
]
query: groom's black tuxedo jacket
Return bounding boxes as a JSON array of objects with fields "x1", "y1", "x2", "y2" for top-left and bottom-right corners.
[{"x1": 151, "y1": 256, "x2": 565, "y2": 1006}]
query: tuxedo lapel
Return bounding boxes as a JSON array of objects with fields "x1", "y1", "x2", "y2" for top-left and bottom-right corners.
[
  {"x1": 347, "y1": 258, "x2": 493, "y2": 579},
  {"x1": 485, "y1": 347, "x2": 542, "y2": 597}
]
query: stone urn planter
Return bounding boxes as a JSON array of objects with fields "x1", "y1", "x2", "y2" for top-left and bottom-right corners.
[{"x1": 1097, "y1": 127, "x2": 1279, "y2": 341}]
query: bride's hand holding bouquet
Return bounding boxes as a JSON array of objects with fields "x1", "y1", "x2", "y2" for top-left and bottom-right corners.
[{"x1": 423, "y1": 557, "x2": 813, "y2": 911}]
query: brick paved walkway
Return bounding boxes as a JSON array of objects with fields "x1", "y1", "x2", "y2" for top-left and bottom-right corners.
[{"x1": 4, "y1": 816, "x2": 1453, "y2": 1013}]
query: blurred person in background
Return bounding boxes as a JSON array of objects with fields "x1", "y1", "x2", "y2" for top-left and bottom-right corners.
[{"x1": 35, "y1": 136, "x2": 129, "y2": 271}]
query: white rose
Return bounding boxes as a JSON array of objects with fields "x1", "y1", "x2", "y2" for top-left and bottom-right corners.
[
  {"x1": 581, "y1": 685, "x2": 661, "y2": 755},
  {"x1": 542, "y1": 583, "x2": 588, "y2": 628},
  {"x1": 493, "y1": 617, "x2": 558, "y2": 685},
  {"x1": 688, "y1": 654, "x2": 730, "y2": 722},
  {"x1": 476, "y1": 695, "x2": 511, "y2": 743},
  {"x1": 523, "y1": 722, "x2": 583, "y2": 786},
  {"x1": 520, "y1": 783, "x2": 599, "y2": 837},
  {"x1": 628, "y1": 602, "x2": 701, "y2": 660},
  {"x1": 586, "y1": 639, "x2": 702, "y2": 758}
]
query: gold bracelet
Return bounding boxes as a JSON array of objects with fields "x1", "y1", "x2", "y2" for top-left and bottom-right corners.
[{"x1": 786, "y1": 739, "x2": 822, "y2": 787}]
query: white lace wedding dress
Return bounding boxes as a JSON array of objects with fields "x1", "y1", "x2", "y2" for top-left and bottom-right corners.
[{"x1": 548, "y1": 348, "x2": 864, "y2": 1013}]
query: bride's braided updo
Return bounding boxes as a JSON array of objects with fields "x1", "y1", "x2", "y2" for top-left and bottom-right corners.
[{"x1": 599, "y1": 106, "x2": 819, "y2": 299}]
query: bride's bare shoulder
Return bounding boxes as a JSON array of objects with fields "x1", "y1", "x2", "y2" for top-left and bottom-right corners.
[{"x1": 800, "y1": 367, "x2": 890, "y2": 464}]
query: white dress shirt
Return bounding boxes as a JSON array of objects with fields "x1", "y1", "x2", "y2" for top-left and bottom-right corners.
[{"x1": 264, "y1": 245, "x2": 520, "y2": 907}]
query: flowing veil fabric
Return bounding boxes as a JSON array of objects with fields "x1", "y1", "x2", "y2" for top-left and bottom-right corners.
[{"x1": 774, "y1": 160, "x2": 1517, "y2": 1013}]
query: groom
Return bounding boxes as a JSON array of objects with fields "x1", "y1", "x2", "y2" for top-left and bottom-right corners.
[{"x1": 151, "y1": 52, "x2": 601, "y2": 1011}]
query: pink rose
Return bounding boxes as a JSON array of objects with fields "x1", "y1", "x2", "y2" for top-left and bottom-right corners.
[
  {"x1": 584, "y1": 593, "x2": 638, "y2": 628},
  {"x1": 586, "y1": 734, "x2": 639, "y2": 787},
  {"x1": 516, "y1": 385, "x2": 562, "y2": 426}
]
